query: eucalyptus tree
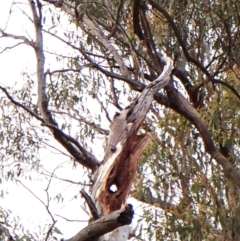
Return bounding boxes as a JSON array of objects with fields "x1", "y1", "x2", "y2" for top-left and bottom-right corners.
[{"x1": 1, "y1": 0, "x2": 240, "y2": 240}]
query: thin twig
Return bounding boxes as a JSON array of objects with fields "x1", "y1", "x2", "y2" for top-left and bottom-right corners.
[
  {"x1": 16, "y1": 179, "x2": 53, "y2": 218},
  {"x1": 45, "y1": 221, "x2": 57, "y2": 241},
  {"x1": 52, "y1": 110, "x2": 109, "y2": 135},
  {"x1": 41, "y1": 171, "x2": 91, "y2": 186},
  {"x1": 106, "y1": 0, "x2": 123, "y2": 39},
  {"x1": 41, "y1": 140, "x2": 73, "y2": 159},
  {"x1": 0, "y1": 86, "x2": 44, "y2": 122},
  {"x1": 55, "y1": 214, "x2": 88, "y2": 222},
  {"x1": 0, "y1": 42, "x2": 25, "y2": 54},
  {"x1": 193, "y1": 79, "x2": 240, "y2": 100},
  {"x1": 95, "y1": 95, "x2": 111, "y2": 123},
  {"x1": 41, "y1": 122, "x2": 95, "y2": 160},
  {"x1": 16, "y1": 178, "x2": 57, "y2": 241},
  {"x1": 0, "y1": 28, "x2": 35, "y2": 47}
]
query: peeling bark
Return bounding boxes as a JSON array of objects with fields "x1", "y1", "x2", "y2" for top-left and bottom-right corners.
[{"x1": 91, "y1": 56, "x2": 173, "y2": 240}]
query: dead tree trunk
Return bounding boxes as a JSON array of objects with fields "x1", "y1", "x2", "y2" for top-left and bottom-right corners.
[{"x1": 90, "y1": 56, "x2": 174, "y2": 240}]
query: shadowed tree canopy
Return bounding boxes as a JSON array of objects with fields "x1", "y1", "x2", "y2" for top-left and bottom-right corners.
[{"x1": 1, "y1": 0, "x2": 240, "y2": 240}]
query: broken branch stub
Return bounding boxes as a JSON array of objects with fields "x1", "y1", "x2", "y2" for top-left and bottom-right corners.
[
  {"x1": 92, "y1": 56, "x2": 174, "y2": 216},
  {"x1": 66, "y1": 204, "x2": 134, "y2": 241}
]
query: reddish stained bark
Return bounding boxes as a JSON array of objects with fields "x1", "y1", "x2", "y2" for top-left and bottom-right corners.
[
  {"x1": 92, "y1": 57, "x2": 173, "y2": 218},
  {"x1": 99, "y1": 133, "x2": 152, "y2": 213}
]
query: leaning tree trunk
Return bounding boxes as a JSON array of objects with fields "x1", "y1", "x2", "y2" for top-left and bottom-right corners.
[
  {"x1": 90, "y1": 56, "x2": 173, "y2": 240},
  {"x1": 65, "y1": 57, "x2": 173, "y2": 241}
]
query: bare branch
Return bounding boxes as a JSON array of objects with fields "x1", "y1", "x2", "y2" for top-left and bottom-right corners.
[
  {"x1": 0, "y1": 28, "x2": 35, "y2": 47},
  {"x1": 211, "y1": 79, "x2": 240, "y2": 100},
  {"x1": 109, "y1": 78, "x2": 123, "y2": 111},
  {"x1": 106, "y1": 0, "x2": 123, "y2": 39},
  {"x1": 45, "y1": 221, "x2": 57, "y2": 241},
  {"x1": 16, "y1": 179, "x2": 56, "y2": 223},
  {"x1": 42, "y1": 29, "x2": 144, "y2": 91},
  {"x1": 49, "y1": 68, "x2": 80, "y2": 74},
  {"x1": 54, "y1": 214, "x2": 88, "y2": 223},
  {"x1": 52, "y1": 110, "x2": 109, "y2": 135},
  {"x1": 27, "y1": 0, "x2": 100, "y2": 171},
  {"x1": 44, "y1": 166, "x2": 57, "y2": 241},
  {"x1": 95, "y1": 96, "x2": 112, "y2": 123},
  {"x1": 80, "y1": 190, "x2": 100, "y2": 221},
  {"x1": 0, "y1": 86, "x2": 99, "y2": 169},
  {"x1": 41, "y1": 122, "x2": 99, "y2": 163},
  {"x1": 17, "y1": 172, "x2": 57, "y2": 241},
  {"x1": 40, "y1": 171, "x2": 91, "y2": 186},
  {"x1": 0, "y1": 42, "x2": 25, "y2": 54},
  {"x1": 82, "y1": 14, "x2": 130, "y2": 78},
  {"x1": 66, "y1": 204, "x2": 134, "y2": 241},
  {"x1": 41, "y1": 140, "x2": 74, "y2": 159}
]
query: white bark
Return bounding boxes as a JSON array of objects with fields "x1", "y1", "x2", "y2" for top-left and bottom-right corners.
[
  {"x1": 29, "y1": 0, "x2": 99, "y2": 169},
  {"x1": 82, "y1": 14, "x2": 130, "y2": 78}
]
